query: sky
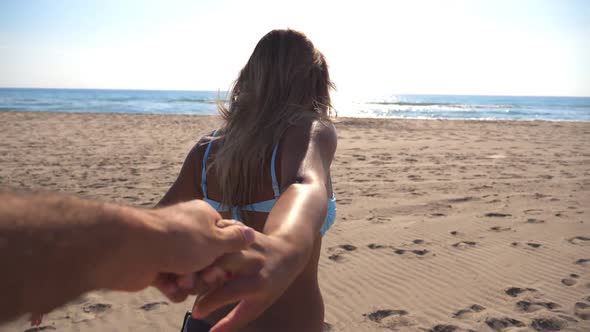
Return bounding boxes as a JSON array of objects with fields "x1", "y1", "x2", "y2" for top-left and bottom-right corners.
[{"x1": 0, "y1": 0, "x2": 589, "y2": 96}]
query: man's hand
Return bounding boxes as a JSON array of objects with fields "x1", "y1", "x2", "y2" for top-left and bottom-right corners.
[
  {"x1": 150, "y1": 201, "x2": 259, "y2": 302},
  {"x1": 98, "y1": 200, "x2": 258, "y2": 303},
  {"x1": 0, "y1": 190, "x2": 261, "y2": 324}
]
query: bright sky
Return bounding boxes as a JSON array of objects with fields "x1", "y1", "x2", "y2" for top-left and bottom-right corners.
[{"x1": 1, "y1": 0, "x2": 588, "y2": 96}]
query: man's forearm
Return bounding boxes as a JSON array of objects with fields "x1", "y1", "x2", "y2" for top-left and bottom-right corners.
[{"x1": 0, "y1": 189, "x2": 156, "y2": 322}]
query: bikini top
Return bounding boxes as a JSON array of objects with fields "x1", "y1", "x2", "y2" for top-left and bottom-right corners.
[{"x1": 200, "y1": 131, "x2": 336, "y2": 236}]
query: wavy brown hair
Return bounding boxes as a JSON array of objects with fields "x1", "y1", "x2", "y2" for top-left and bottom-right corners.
[{"x1": 209, "y1": 29, "x2": 335, "y2": 210}]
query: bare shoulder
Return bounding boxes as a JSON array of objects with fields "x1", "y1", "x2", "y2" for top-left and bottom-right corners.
[
  {"x1": 157, "y1": 130, "x2": 222, "y2": 206},
  {"x1": 188, "y1": 131, "x2": 218, "y2": 163},
  {"x1": 191, "y1": 135, "x2": 209, "y2": 158},
  {"x1": 282, "y1": 117, "x2": 337, "y2": 153},
  {"x1": 186, "y1": 133, "x2": 219, "y2": 175},
  {"x1": 278, "y1": 117, "x2": 337, "y2": 188}
]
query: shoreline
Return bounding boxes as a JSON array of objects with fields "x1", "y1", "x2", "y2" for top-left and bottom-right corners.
[{"x1": 2, "y1": 109, "x2": 589, "y2": 123}]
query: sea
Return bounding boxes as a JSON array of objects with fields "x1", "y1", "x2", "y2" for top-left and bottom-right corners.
[{"x1": 1, "y1": 88, "x2": 589, "y2": 122}]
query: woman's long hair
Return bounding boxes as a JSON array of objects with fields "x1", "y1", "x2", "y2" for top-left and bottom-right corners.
[{"x1": 210, "y1": 29, "x2": 335, "y2": 209}]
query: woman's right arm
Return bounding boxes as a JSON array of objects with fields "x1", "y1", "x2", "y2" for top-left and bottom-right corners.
[{"x1": 158, "y1": 143, "x2": 204, "y2": 207}]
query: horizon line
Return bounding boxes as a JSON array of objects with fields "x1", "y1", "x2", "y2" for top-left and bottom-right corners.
[{"x1": 0, "y1": 86, "x2": 589, "y2": 98}]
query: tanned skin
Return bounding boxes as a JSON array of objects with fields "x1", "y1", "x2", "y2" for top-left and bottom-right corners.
[
  {"x1": 159, "y1": 118, "x2": 337, "y2": 332},
  {"x1": 0, "y1": 189, "x2": 257, "y2": 324}
]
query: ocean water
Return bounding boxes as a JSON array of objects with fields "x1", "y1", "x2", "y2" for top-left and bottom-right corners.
[
  {"x1": 0, "y1": 88, "x2": 220, "y2": 115},
  {"x1": 1, "y1": 88, "x2": 589, "y2": 121}
]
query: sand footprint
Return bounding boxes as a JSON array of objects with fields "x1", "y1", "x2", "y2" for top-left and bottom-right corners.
[
  {"x1": 367, "y1": 241, "x2": 433, "y2": 258},
  {"x1": 452, "y1": 241, "x2": 477, "y2": 249},
  {"x1": 59, "y1": 302, "x2": 113, "y2": 324},
  {"x1": 485, "y1": 212, "x2": 512, "y2": 218},
  {"x1": 530, "y1": 316, "x2": 568, "y2": 331},
  {"x1": 561, "y1": 274, "x2": 579, "y2": 287},
  {"x1": 516, "y1": 300, "x2": 560, "y2": 313},
  {"x1": 24, "y1": 327, "x2": 56, "y2": 332},
  {"x1": 82, "y1": 303, "x2": 111, "y2": 314},
  {"x1": 139, "y1": 301, "x2": 168, "y2": 311},
  {"x1": 351, "y1": 154, "x2": 366, "y2": 161},
  {"x1": 511, "y1": 242, "x2": 542, "y2": 249},
  {"x1": 485, "y1": 317, "x2": 525, "y2": 331},
  {"x1": 524, "y1": 209, "x2": 544, "y2": 215},
  {"x1": 367, "y1": 243, "x2": 387, "y2": 249},
  {"x1": 364, "y1": 309, "x2": 408, "y2": 322},
  {"x1": 452, "y1": 304, "x2": 486, "y2": 319},
  {"x1": 568, "y1": 236, "x2": 590, "y2": 246},
  {"x1": 574, "y1": 300, "x2": 590, "y2": 320},
  {"x1": 446, "y1": 197, "x2": 476, "y2": 203},
  {"x1": 337, "y1": 244, "x2": 357, "y2": 251},
  {"x1": 392, "y1": 248, "x2": 431, "y2": 257},
  {"x1": 411, "y1": 249, "x2": 430, "y2": 256},
  {"x1": 505, "y1": 287, "x2": 537, "y2": 297},
  {"x1": 327, "y1": 253, "x2": 345, "y2": 262},
  {"x1": 367, "y1": 214, "x2": 392, "y2": 224},
  {"x1": 391, "y1": 239, "x2": 434, "y2": 258},
  {"x1": 490, "y1": 226, "x2": 512, "y2": 232},
  {"x1": 363, "y1": 309, "x2": 414, "y2": 330},
  {"x1": 327, "y1": 244, "x2": 357, "y2": 262},
  {"x1": 427, "y1": 324, "x2": 472, "y2": 332}
]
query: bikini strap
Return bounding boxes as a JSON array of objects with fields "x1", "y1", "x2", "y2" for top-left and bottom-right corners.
[
  {"x1": 232, "y1": 206, "x2": 240, "y2": 221},
  {"x1": 270, "y1": 143, "x2": 280, "y2": 198},
  {"x1": 201, "y1": 129, "x2": 218, "y2": 199}
]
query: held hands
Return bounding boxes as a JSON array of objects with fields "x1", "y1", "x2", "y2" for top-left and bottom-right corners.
[
  {"x1": 148, "y1": 200, "x2": 259, "y2": 302},
  {"x1": 29, "y1": 200, "x2": 258, "y2": 327},
  {"x1": 187, "y1": 220, "x2": 310, "y2": 332}
]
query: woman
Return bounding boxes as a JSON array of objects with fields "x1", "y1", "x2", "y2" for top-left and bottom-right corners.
[{"x1": 159, "y1": 29, "x2": 337, "y2": 332}]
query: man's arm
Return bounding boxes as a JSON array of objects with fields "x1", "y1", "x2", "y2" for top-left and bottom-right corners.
[{"x1": 0, "y1": 189, "x2": 255, "y2": 323}]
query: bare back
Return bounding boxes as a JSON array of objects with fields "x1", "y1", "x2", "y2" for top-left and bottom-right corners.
[
  {"x1": 159, "y1": 117, "x2": 337, "y2": 332},
  {"x1": 197, "y1": 123, "x2": 329, "y2": 331}
]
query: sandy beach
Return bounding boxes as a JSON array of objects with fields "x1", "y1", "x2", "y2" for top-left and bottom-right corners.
[{"x1": 0, "y1": 111, "x2": 588, "y2": 332}]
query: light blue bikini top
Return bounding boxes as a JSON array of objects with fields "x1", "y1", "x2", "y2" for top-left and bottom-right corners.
[{"x1": 201, "y1": 132, "x2": 336, "y2": 236}]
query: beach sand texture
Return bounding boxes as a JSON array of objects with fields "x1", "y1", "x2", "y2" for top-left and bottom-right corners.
[{"x1": 0, "y1": 111, "x2": 589, "y2": 332}]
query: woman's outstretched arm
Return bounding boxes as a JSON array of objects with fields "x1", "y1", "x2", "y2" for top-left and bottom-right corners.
[{"x1": 263, "y1": 119, "x2": 337, "y2": 263}]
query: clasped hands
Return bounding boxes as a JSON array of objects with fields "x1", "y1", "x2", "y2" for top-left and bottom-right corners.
[
  {"x1": 169, "y1": 219, "x2": 305, "y2": 332},
  {"x1": 29, "y1": 200, "x2": 305, "y2": 332},
  {"x1": 149, "y1": 201, "x2": 306, "y2": 332}
]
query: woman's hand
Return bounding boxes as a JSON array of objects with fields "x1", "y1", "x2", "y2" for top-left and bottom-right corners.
[
  {"x1": 30, "y1": 313, "x2": 42, "y2": 327},
  {"x1": 97, "y1": 200, "x2": 257, "y2": 303},
  {"x1": 191, "y1": 221, "x2": 309, "y2": 332},
  {"x1": 174, "y1": 221, "x2": 267, "y2": 298}
]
